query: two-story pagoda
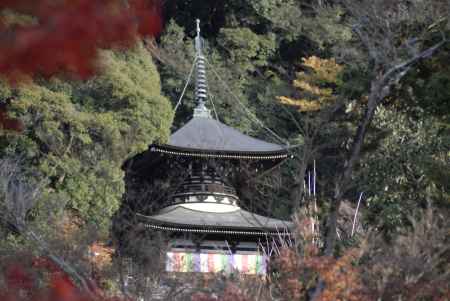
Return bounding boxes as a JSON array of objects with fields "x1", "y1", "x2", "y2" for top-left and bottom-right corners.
[{"x1": 122, "y1": 20, "x2": 292, "y2": 275}]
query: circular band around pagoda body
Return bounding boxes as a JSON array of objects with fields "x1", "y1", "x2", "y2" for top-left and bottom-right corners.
[
  {"x1": 151, "y1": 146, "x2": 288, "y2": 160},
  {"x1": 144, "y1": 223, "x2": 292, "y2": 236}
]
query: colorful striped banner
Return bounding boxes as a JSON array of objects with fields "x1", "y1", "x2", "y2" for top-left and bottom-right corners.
[{"x1": 166, "y1": 252, "x2": 267, "y2": 275}]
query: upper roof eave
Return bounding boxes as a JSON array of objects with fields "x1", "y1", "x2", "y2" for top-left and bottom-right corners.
[{"x1": 151, "y1": 144, "x2": 289, "y2": 160}]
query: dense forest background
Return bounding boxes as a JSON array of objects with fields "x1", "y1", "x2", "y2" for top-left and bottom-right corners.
[{"x1": 0, "y1": 0, "x2": 449, "y2": 300}]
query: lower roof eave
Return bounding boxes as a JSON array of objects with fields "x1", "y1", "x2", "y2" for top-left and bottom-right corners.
[{"x1": 141, "y1": 222, "x2": 292, "y2": 237}]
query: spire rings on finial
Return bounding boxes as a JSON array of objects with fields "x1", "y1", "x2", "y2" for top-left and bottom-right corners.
[
  {"x1": 196, "y1": 19, "x2": 200, "y2": 36},
  {"x1": 193, "y1": 19, "x2": 211, "y2": 118}
]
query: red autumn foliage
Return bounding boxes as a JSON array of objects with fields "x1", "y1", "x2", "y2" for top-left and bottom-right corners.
[
  {"x1": 0, "y1": 0, "x2": 162, "y2": 82},
  {"x1": 0, "y1": 0, "x2": 162, "y2": 131},
  {"x1": 0, "y1": 256, "x2": 128, "y2": 301},
  {"x1": 267, "y1": 211, "x2": 450, "y2": 301}
]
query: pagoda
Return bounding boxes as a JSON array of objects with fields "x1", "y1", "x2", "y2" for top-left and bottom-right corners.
[{"x1": 121, "y1": 20, "x2": 292, "y2": 275}]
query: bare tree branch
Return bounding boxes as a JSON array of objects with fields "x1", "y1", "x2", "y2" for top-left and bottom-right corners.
[
  {"x1": 0, "y1": 158, "x2": 98, "y2": 297},
  {"x1": 322, "y1": 0, "x2": 450, "y2": 258}
]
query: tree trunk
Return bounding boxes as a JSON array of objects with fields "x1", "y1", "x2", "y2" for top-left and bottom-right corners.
[{"x1": 324, "y1": 81, "x2": 381, "y2": 256}]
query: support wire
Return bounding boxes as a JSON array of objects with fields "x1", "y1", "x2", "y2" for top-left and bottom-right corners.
[
  {"x1": 173, "y1": 56, "x2": 197, "y2": 113},
  {"x1": 205, "y1": 59, "x2": 288, "y2": 146},
  {"x1": 208, "y1": 91, "x2": 220, "y2": 121}
]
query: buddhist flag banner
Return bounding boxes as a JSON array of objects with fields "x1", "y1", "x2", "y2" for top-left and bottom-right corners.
[{"x1": 166, "y1": 252, "x2": 267, "y2": 275}]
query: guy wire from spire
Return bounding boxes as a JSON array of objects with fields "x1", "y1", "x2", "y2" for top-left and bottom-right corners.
[
  {"x1": 204, "y1": 58, "x2": 288, "y2": 146},
  {"x1": 173, "y1": 56, "x2": 197, "y2": 113}
]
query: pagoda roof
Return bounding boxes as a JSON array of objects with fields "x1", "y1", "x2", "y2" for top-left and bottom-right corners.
[
  {"x1": 151, "y1": 116, "x2": 288, "y2": 160},
  {"x1": 137, "y1": 203, "x2": 293, "y2": 236},
  {"x1": 149, "y1": 19, "x2": 288, "y2": 161}
]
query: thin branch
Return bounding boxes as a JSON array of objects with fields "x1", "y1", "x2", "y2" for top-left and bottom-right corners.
[{"x1": 351, "y1": 192, "x2": 364, "y2": 237}]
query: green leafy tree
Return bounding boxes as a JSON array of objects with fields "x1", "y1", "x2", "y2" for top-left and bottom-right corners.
[
  {"x1": 360, "y1": 107, "x2": 449, "y2": 231},
  {"x1": 0, "y1": 42, "x2": 173, "y2": 236}
]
